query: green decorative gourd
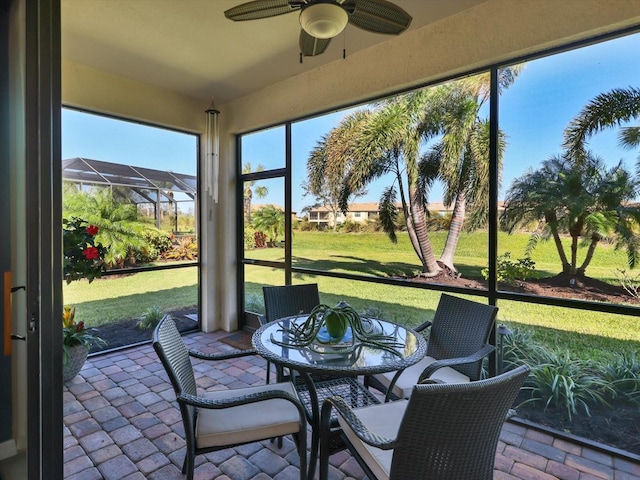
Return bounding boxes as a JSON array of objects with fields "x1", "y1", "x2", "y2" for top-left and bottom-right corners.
[{"x1": 323, "y1": 301, "x2": 350, "y2": 341}]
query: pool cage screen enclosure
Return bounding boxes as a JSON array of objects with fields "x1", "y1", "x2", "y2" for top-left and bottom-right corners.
[{"x1": 62, "y1": 157, "x2": 198, "y2": 236}]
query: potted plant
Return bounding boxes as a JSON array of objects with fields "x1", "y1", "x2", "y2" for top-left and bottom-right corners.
[
  {"x1": 62, "y1": 305, "x2": 105, "y2": 381},
  {"x1": 62, "y1": 217, "x2": 108, "y2": 381}
]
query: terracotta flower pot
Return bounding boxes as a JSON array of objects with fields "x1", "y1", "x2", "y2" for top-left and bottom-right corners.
[{"x1": 63, "y1": 344, "x2": 88, "y2": 382}]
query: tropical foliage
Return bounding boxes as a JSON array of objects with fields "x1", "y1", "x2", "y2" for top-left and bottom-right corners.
[
  {"x1": 564, "y1": 86, "x2": 640, "y2": 162},
  {"x1": 137, "y1": 305, "x2": 165, "y2": 330},
  {"x1": 251, "y1": 205, "x2": 285, "y2": 246},
  {"x1": 243, "y1": 162, "x2": 268, "y2": 223},
  {"x1": 164, "y1": 236, "x2": 198, "y2": 260},
  {"x1": 503, "y1": 327, "x2": 638, "y2": 424},
  {"x1": 64, "y1": 187, "x2": 171, "y2": 267},
  {"x1": 303, "y1": 113, "x2": 368, "y2": 231},
  {"x1": 307, "y1": 69, "x2": 520, "y2": 276},
  {"x1": 501, "y1": 153, "x2": 640, "y2": 276},
  {"x1": 63, "y1": 217, "x2": 108, "y2": 284}
]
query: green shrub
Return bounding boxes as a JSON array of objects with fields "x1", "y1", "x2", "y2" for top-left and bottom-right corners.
[
  {"x1": 244, "y1": 225, "x2": 257, "y2": 249},
  {"x1": 145, "y1": 229, "x2": 173, "y2": 254},
  {"x1": 337, "y1": 220, "x2": 362, "y2": 233},
  {"x1": 132, "y1": 229, "x2": 169, "y2": 263},
  {"x1": 521, "y1": 352, "x2": 612, "y2": 420},
  {"x1": 501, "y1": 326, "x2": 548, "y2": 370},
  {"x1": 599, "y1": 352, "x2": 640, "y2": 406},
  {"x1": 481, "y1": 252, "x2": 535, "y2": 285},
  {"x1": 426, "y1": 212, "x2": 451, "y2": 231},
  {"x1": 295, "y1": 219, "x2": 319, "y2": 231},
  {"x1": 245, "y1": 293, "x2": 265, "y2": 315},
  {"x1": 137, "y1": 305, "x2": 165, "y2": 330}
]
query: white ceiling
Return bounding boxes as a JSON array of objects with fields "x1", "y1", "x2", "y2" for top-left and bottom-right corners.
[{"x1": 61, "y1": 0, "x2": 488, "y2": 105}]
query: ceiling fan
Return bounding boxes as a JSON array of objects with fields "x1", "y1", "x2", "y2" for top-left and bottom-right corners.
[{"x1": 224, "y1": 0, "x2": 412, "y2": 57}]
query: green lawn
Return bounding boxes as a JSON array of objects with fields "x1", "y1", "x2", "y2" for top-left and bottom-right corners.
[
  {"x1": 248, "y1": 230, "x2": 640, "y2": 361},
  {"x1": 65, "y1": 230, "x2": 640, "y2": 362},
  {"x1": 63, "y1": 267, "x2": 198, "y2": 326}
]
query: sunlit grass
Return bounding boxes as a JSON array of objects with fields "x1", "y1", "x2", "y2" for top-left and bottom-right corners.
[
  {"x1": 248, "y1": 230, "x2": 639, "y2": 362},
  {"x1": 63, "y1": 267, "x2": 198, "y2": 327}
]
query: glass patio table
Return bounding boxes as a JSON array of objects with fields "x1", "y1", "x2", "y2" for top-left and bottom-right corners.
[{"x1": 253, "y1": 316, "x2": 427, "y2": 479}]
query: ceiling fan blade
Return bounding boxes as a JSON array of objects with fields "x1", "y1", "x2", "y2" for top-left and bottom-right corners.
[
  {"x1": 346, "y1": 0, "x2": 412, "y2": 35},
  {"x1": 299, "y1": 30, "x2": 331, "y2": 57},
  {"x1": 224, "y1": 0, "x2": 300, "y2": 21}
]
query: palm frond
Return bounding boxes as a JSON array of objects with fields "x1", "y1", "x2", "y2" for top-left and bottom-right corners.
[
  {"x1": 378, "y1": 187, "x2": 398, "y2": 243},
  {"x1": 564, "y1": 86, "x2": 640, "y2": 158}
]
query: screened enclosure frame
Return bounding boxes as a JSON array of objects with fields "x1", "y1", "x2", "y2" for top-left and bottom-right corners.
[
  {"x1": 63, "y1": 157, "x2": 198, "y2": 234},
  {"x1": 237, "y1": 25, "x2": 640, "y2": 323}
]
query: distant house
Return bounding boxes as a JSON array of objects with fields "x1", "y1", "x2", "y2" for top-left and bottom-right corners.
[
  {"x1": 307, "y1": 202, "x2": 382, "y2": 229},
  {"x1": 307, "y1": 202, "x2": 460, "y2": 229},
  {"x1": 307, "y1": 201, "x2": 505, "y2": 229}
]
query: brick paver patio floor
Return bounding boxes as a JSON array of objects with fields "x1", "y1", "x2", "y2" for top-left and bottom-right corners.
[{"x1": 63, "y1": 329, "x2": 640, "y2": 480}]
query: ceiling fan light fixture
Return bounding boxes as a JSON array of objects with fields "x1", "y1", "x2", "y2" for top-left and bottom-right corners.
[{"x1": 299, "y1": 3, "x2": 348, "y2": 39}]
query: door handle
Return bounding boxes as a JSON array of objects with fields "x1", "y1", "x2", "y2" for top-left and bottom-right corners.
[
  {"x1": 4, "y1": 272, "x2": 27, "y2": 355},
  {"x1": 4, "y1": 272, "x2": 10, "y2": 355}
]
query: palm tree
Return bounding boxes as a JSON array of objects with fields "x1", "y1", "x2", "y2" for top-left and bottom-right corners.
[
  {"x1": 421, "y1": 69, "x2": 518, "y2": 273},
  {"x1": 303, "y1": 113, "x2": 368, "y2": 231},
  {"x1": 500, "y1": 153, "x2": 640, "y2": 276},
  {"x1": 242, "y1": 163, "x2": 268, "y2": 223},
  {"x1": 252, "y1": 205, "x2": 285, "y2": 246},
  {"x1": 338, "y1": 90, "x2": 444, "y2": 276},
  {"x1": 564, "y1": 86, "x2": 640, "y2": 162},
  {"x1": 335, "y1": 69, "x2": 519, "y2": 276}
]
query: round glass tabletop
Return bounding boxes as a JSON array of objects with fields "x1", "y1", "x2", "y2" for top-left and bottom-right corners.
[{"x1": 253, "y1": 316, "x2": 427, "y2": 376}]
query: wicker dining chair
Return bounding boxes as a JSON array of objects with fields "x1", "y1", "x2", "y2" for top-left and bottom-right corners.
[
  {"x1": 320, "y1": 364, "x2": 530, "y2": 480},
  {"x1": 366, "y1": 293, "x2": 498, "y2": 400},
  {"x1": 152, "y1": 316, "x2": 308, "y2": 480},
  {"x1": 262, "y1": 283, "x2": 321, "y2": 383}
]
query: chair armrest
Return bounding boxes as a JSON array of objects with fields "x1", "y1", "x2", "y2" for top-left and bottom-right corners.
[
  {"x1": 418, "y1": 344, "x2": 495, "y2": 382},
  {"x1": 188, "y1": 348, "x2": 256, "y2": 361},
  {"x1": 414, "y1": 320, "x2": 432, "y2": 333},
  {"x1": 177, "y1": 387, "x2": 303, "y2": 412},
  {"x1": 321, "y1": 396, "x2": 397, "y2": 450}
]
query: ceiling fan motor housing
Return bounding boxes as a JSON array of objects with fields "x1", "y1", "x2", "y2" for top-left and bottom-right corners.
[{"x1": 299, "y1": 2, "x2": 349, "y2": 39}]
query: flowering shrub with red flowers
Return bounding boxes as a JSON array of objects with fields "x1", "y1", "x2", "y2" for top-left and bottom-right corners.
[{"x1": 63, "y1": 217, "x2": 108, "y2": 284}]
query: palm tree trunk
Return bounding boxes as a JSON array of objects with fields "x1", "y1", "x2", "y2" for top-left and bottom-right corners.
[
  {"x1": 438, "y1": 192, "x2": 465, "y2": 274},
  {"x1": 570, "y1": 235, "x2": 579, "y2": 275},
  {"x1": 548, "y1": 221, "x2": 571, "y2": 273},
  {"x1": 329, "y1": 205, "x2": 339, "y2": 231},
  {"x1": 408, "y1": 186, "x2": 441, "y2": 276},
  {"x1": 577, "y1": 233, "x2": 600, "y2": 276},
  {"x1": 397, "y1": 173, "x2": 424, "y2": 265},
  {"x1": 244, "y1": 187, "x2": 252, "y2": 223}
]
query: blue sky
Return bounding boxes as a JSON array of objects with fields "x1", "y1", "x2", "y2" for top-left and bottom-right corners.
[{"x1": 63, "y1": 31, "x2": 640, "y2": 214}]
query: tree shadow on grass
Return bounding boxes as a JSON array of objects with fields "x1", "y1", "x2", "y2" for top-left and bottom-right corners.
[{"x1": 292, "y1": 254, "x2": 422, "y2": 278}]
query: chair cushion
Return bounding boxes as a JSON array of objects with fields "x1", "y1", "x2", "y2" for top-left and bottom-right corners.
[
  {"x1": 195, "y1": 381, "x2": 301, "y2": 448},
  {"x1": 337, "y1": 399, "x2": 409, "y2": 480},
  {"x1": 375, "y1": 356, "x2": 470, "y2": 398}
]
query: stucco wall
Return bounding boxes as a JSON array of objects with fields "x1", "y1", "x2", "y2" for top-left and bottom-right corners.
[{"x1": 62, "y1": 60, "x2": 204, "y2": 133}]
